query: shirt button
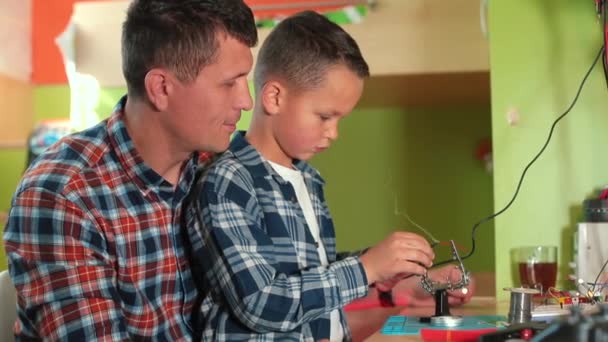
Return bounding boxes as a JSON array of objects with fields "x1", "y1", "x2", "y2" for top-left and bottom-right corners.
[{"x1": 290, "y1": 195, "x2": 297, "y2": 203}]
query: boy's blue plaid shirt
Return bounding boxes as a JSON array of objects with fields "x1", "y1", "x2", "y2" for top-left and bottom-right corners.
[{"x1": 185, "y1": 132, "x2": 370, "y2": 341}]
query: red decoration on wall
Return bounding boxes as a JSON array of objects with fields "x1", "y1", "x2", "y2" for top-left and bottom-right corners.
[
  {"x1": 475, "y1": 137, "x2": 492, "y2": 173},
  {"x1": 245, "y1": 0, "x2": 346, "y2": 19},
  {"x1": 32, "y1": 0, "x2": 110, "y2": 85}
]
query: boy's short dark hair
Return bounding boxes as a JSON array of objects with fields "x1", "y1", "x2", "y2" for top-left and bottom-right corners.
[
  {"x1": 122, "y1": 0, "x2": 258, "y2": 99},
  {"x1": 254, "y1": 10, "x2": 369, "y2": 94}
]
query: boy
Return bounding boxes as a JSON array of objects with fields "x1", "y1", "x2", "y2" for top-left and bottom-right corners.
[{"x1": 185, "y1": 11, "x2": 469, "y2": 341}]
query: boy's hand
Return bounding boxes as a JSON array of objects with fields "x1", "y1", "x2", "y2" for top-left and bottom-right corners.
[
  {"x1": 359, "y1": 232, "x2": 434, "y2": 285},
  {"x1": 407, "y1": 265, "x2": 475, "y2": 307}
]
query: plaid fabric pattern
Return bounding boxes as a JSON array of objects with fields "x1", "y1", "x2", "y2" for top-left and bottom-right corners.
[
  {"x1": 4, "y1": 97, "x2": 201, "y2": 341},
  {"x1": 184, "y1": 132, "x2": 369, "y2": 341}
]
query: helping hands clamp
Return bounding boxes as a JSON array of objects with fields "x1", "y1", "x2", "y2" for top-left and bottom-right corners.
[
  {"x1": 420, "y1": 240, "x2": 470, "y2": 293},
  {"x1": 420, "y1": 240, "x2": 471, "y2": 322}
]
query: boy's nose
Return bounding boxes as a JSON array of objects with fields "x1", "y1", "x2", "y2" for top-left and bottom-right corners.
[{"x1": 326, "y1": 125, "x2": 339, "y2": 141}]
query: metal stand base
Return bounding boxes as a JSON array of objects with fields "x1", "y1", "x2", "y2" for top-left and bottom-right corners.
[
  {"x1": 430, "y1": 289, "x2": 463, "y2": 327},
  {"x1": 430, "y1": 315, "x2": 464, "y2": 327}
]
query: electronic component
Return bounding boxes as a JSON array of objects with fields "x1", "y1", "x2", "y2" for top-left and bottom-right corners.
[
  {"x1": 531, "y1": 303, "x2": 598, "y2": 322},
  {"x1": 478, "y1": 321, "x2": 548, "y2": 342},
  {"x1": 504, "y1": 287, "x2": 539, "y2": 324},
  {"x1": 531, "y1": 304, "x2": 608, "y2": 341}
]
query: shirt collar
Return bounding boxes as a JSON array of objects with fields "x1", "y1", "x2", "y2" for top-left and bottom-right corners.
[
  {"x1": 229, "y1": 131, "x2": 325, "y2": 186},
  {"x1": 107, "y1": 96, "x2": 200, "y2": 199}
]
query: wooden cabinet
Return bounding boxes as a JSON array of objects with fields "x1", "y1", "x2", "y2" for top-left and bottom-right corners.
[
  {"x1": 0, "y1": 0, "x2": 33, "y2": 149},
  {"x1": 0, "y1": 74, "x2": 33, "y2": 149},
  {"x1": 253, "y1": 0, "x2": 491, "y2": 107},
  {"x1": 72, "y1": 0, "x2": 489, "y2": 106}
]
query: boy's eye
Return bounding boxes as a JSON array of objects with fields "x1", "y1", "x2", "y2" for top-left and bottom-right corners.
[
  {"x1": 222, "y1": 78, "x2": 237, "y2": 87},
  {"x1": 319, "y1": 114, "x2": 331, "y2": 121}
]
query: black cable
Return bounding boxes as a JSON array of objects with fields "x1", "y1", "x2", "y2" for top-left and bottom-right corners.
[
  {"x1": 433, "y1": 45, "x2": 605, "y2": 268},
  {"x1": 603, "y1": 0, "x2": 608, "y2": 89},
  {"x1": 595, "y1": 2, "x2": 608, "y2": 292},
  {"x1": 592, "y1": 257, "x2": 608, "y2": 293}
]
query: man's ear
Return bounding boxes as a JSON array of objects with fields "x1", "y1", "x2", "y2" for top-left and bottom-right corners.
[
  {"x1": 144, "y1": 68, "x2": 173, "y2": 111},
  {"x1": 260, "y1": 80, "x2": 284, "y2": 116}
]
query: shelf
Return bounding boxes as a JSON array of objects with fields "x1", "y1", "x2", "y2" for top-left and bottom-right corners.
[
  {"x1": 359, "y1": 71, "x2": 490, "y2": 108},
  {"x1": 253, "y1": 0, "x2": 489, "y2": 77},
  {"x1": 71, "y1": 0, "x2": 489, "y2": 106}
]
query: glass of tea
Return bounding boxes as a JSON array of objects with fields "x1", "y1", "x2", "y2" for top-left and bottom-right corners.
[{"x1": 511, "y1": 246, "x2": 558, "y2": 293}]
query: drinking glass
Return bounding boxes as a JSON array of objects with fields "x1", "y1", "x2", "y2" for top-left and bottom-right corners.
[{"x1": 511, "y1": 246, "x2": 558, "y2": 293}]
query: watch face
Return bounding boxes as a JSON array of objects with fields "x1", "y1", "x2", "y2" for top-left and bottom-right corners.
[{"x1": 378, "y1": 289, "x2": 395, "y2": 307}]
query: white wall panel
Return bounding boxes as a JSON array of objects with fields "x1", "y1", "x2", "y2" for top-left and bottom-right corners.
[{"x1": 0, "y1": 0, "x2": 32, "y2": 81}]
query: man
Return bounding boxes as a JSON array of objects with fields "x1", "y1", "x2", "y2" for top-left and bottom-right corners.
[{"x1": 3, "y1": 0, "x2": 257, "y2": 339}]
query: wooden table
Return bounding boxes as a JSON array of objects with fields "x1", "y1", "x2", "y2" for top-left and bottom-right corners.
[{"x1": 347, "y1": 297, "x2": 507, "y2": 341}]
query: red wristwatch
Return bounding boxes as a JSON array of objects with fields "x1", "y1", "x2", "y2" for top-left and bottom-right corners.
[{"x1": 378, "y1": 289, "x2": 396, "y2": 307}]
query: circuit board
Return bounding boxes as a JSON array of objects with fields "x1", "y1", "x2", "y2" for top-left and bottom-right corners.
[{"x1": 381, "y1": 315, "x2": 506, "y2": 335}]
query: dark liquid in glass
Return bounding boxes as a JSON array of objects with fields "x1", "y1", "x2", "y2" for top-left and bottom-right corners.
[{"x1": 518, "y1": 262, "x2": 557, "y2": 292}]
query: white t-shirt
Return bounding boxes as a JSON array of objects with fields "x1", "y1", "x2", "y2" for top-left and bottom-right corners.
[{"x1": 268, "y1": 160, "x2": 344, "y2": 342}]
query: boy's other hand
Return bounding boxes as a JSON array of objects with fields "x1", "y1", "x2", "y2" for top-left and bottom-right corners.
[
  {"x1": 359, "y1": 232, "x2": 434, "y2": 285},
  {"x1": 406, "y1": 265, "x2": 475, "y2": 307}
]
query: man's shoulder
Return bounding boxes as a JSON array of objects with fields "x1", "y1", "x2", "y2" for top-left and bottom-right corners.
[{"x1": 19, "y1": 123, "x2": 111, "y2": 196}]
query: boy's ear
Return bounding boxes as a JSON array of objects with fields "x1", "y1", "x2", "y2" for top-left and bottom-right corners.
[
  {"x1": 260, "y1": 80, "x2": 283, "y2": 116},
  {"x1": 144, "y1": 68, "x2": 173, "y2": 111}
]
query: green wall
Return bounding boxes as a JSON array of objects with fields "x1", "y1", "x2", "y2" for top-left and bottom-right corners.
[
  {"x1": 490, "y1": 0, "x2": 608, "y2": 298},
  {"x1": 0, "y1": 151, "x2": 27, "y2": 212},
  {"x1": 34, "y1": 86, "x2": 127, "y2": 123},
  {"x1": 311, "y1": 106, "x2": 495, "y2": 272},
  {"x1": 0, "y1": 150, "x2": 27, "y2": 269}
]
